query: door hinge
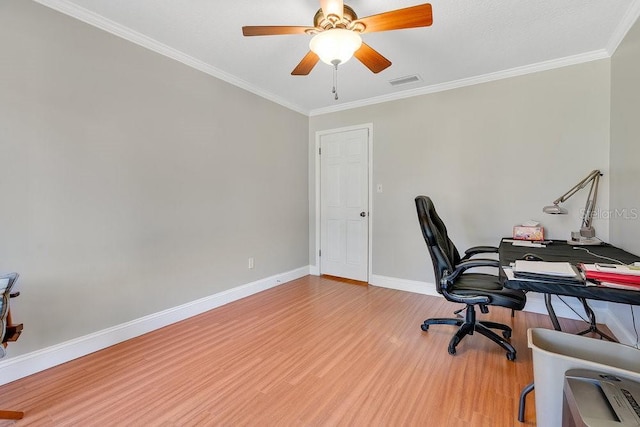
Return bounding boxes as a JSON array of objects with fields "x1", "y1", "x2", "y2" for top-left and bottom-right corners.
[
  {"x1": 319, "y1": 147, "x2": 321, "y2": 155},
  {"x1": 319, "y1": 249, "x2": 321, "y2": 257}
]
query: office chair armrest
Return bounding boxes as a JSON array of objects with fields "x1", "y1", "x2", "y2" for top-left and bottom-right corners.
[
  {"x1": 440, "y1": 259, "x2": 500, "y2": 305},
  {"x1": 448, "y1": 258, "x2": 501, "y2": 281},
  {"x1": 461, "y1": 245, "x2": 499, "y2": 260},
  {"x1": 440, "y1": 278, "x2": 490, "y2": 305}
]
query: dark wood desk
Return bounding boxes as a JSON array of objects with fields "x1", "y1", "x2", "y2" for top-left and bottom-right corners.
[{"x1": 499, "y1": 239, "x2": 640, "y2": 338}]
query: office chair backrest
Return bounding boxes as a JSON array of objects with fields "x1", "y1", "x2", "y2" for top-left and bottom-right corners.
[{"x1": 415, "y1": 196, "x2": 462, "y2": 292}]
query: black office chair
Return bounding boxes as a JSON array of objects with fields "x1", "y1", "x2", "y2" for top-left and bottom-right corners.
[{"x1": 415, "y1": 196, "x2": 526, "y2": 360}]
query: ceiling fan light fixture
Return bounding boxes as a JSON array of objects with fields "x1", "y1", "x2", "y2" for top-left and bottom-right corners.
[{"x1": 309, "y1": 29, "x2": 362, "y2": 66}]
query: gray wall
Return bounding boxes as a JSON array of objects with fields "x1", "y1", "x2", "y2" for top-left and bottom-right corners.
[
  {"x1": 310, "y1": 61, "x2": 611, "y2": 286},
  {"x1": 0, "y1": 1, "x2": 309, "y2": 356},
  {"x1": 608, "y1": 16, "x2": 640, "y2": 340},
  {"x1": 2, "y1": 0, "x2": 636, "y2": 359},
  {"x1": 611, "y1": 18, "x2": 640, "y2": 254}
]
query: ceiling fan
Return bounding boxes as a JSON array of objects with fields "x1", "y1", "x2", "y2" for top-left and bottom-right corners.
[{"x1": 242, "y1": 1, "x2": 433, "y2": 76}]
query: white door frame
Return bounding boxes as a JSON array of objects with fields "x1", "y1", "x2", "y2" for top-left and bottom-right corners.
[{"x1": 314, "y1": 123, "x2": 373, "y2": 282}]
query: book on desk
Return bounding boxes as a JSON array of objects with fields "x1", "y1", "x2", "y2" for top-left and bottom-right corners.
[
  {"x1": 510, "y1": 260, "x2": 585, "y2": 285},
  {"x1": 509, "y1": 260, "x2": 640, "y2": 290}
]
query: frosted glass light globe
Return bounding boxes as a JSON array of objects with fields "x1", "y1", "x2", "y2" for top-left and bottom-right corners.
[{"x1": 310, "y1": 29, "x2": 362, "y2": 66}]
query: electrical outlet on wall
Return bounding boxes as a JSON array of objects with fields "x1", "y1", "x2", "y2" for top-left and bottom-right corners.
[{"x1": 248, "y1": 257, "x2": 254, "y2": 269}]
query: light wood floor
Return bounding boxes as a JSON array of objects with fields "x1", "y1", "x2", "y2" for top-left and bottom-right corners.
[{"x1": 0, "y1": 275, "x2": 613, "y2": 426}]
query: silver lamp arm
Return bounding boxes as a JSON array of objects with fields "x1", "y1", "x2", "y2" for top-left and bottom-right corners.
[
  {"x1": 543, "y1": 170, "x2": 603, "y2": 243},
  {"x1": 550, "y1": 169, "x2": 602, "y2": 206},
  {"x1": 580, "y1": 171, "x2": 600, "y2": 234}
]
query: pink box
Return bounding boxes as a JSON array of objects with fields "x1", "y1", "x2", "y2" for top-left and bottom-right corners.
[{"x1": 513, "y1": 225, "x2": 544, "y2": 241}]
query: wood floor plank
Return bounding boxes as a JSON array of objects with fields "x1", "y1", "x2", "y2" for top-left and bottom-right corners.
[{"x1": 0, "y1": 275, "x2": 614, "y2": 426}]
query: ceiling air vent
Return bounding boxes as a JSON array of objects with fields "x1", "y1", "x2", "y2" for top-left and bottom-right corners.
[{"x1": 388, "y1": 75, "x2": 422, "y2": 87}]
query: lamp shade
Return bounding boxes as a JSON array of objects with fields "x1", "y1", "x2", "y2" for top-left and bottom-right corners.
[
  {"x1": 309, "y1": 29, "x2": 362, "y2": 66},
  {"x1": 543, "y1": 204, "x2": 569, "y2": 215}
]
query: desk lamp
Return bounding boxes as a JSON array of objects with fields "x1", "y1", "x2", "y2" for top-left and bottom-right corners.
[{"x1": 542, "y1": 170, "x2": 603, "y2": 245}]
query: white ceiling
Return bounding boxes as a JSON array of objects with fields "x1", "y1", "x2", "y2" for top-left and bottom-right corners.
[{"x1": 36, "y1": 0, "x2": 640, "y2": 116}]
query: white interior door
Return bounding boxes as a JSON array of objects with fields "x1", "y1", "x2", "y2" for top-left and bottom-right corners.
[{"x1": 320, "y1": 128, "x2": 369, "y2": 282}]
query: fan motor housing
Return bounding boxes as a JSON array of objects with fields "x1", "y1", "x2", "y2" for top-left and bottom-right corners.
[{"x1": 313, "y1": 4, "x2": 362, "y2": 31}]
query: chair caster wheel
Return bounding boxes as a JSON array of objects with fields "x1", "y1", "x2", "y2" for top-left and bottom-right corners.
[
  {"x1": 502, "y1": 330, "x2": 511, "y2": 339},
  {"x1": 507, "y1": 352, "x2": 516, "y2": 361},
  {"x1": 448, "y1": 336, "x2": 459, "y2": 355},
  {"x1": 421, "y1": 323, "x2": 429, "y2": 331}
]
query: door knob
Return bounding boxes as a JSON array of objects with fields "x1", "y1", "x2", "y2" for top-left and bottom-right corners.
[{"x1": 360, "y1": 211, "x2": 366, "y2": 217}]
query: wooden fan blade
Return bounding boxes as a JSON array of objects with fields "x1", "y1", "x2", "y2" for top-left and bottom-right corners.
[
  {"x1": 354, "y1": 43, "x2": 392, "y2": 73},
  {"x1": 321, "y1": 0, "x2": 344, "y2": 20},
  {"x1": 291, "y1": 51, "x2": 320, "y2": 75},
  {"x1": 355, "y1": 3, "x2": 433, "y2": 34},
  {"x1": 242, "y1": 26, "x2": 314, "y2": 36}
]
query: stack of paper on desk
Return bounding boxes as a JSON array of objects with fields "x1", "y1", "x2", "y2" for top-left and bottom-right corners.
[
  {"x1": 512, "y1": 260, "x2": 584, "y2": 284},
  {"x1": 581, "y1": 264, "x2": 640, "y2": 290}
]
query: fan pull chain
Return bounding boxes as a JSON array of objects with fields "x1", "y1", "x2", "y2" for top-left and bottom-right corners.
[{"x1": 332, "y1": 60, "x2": 339, "y2": 100}]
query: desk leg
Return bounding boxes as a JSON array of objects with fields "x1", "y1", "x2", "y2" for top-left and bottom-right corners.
[
  {"x1": 576, "y1": 298, "x2": 617, "y2": 342},
  {"x1": 544, "y1": 294, "x2": 562, "y2": 331}
]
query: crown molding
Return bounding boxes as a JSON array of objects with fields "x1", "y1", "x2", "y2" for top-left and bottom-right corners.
[
  {"x1": 33, "y1": 0, "x2": 310, "y2": 116},
  {"x1": 606, "y1": 0, "x2": 640, "y2": 55},
  {"x1": 33, "y1": 0, "x2": 630, "y2": 118},
  {"x1": 309, "y1": 49, "x2": 610, "y2": 116}
]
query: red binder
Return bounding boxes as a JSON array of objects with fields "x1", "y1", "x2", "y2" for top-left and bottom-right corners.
[{"x1": 580, "y1": 264, "x2": 640, "y2": 285}]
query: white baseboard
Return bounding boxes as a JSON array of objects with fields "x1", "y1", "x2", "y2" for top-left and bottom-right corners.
[
  {"x1": 7, "y1": 269, "x2": 629, "y2": 385},
  {"x1": 369, "y1": 274, "x2": 440, "y2": 297},
  {"x1": 0, "y1": 266, "x2": 310, "y2": 386},
  {"x1": 522, "y1": 293, "x2": 610, "y2": 322},
  {"x1": 603, "y1": 305, "x2": 640, "y2": 346},
  {"x1": 368, "y1": 274, "x2": 613, "y2": 325},
  {"x1": 372, "y1": 275, "x2": 635, "y2": 345}
]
